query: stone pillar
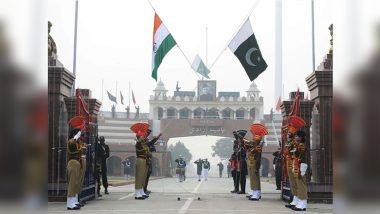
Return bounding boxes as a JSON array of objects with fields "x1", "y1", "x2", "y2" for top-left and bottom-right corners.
[
  {"x1": 48, "y1": 60, "x2": 75, "y2": 202},
  {"x1": 306, "y1": 51, "x2": 333, "y2": 201},
  {"x1": 163, "y1": 108, "x2": 167, "y2": 119}
]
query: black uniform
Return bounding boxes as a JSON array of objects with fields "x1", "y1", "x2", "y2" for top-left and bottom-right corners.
[
  {"x1": 144, "y1": 135, "x2": 159, "y2": 193},
  {"x1": 273, "y1": 150, "x2": 282, "y2": 190},
  {"x1": 217, "y1": 162, "x2": 224, "y2": 178},
  {"x1": 99, "y1": 138, "x2": 110, "y2": 194}
]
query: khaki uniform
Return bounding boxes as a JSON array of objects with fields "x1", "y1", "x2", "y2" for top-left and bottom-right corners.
[
  {"x1": 78, "y1": 140, "x2": 87, "y2": 192},
  {"x1": 67, "y1": 139, "x2": 81, "y2": 197},
  {"x1": 286, "y1": 138, "x2": 298, "y2": 198},
  {"x1": 248, "y1": 144, "x2": 261, "y2": 191},
  {"x1": 294, "y1": 141, "x2": 308, "y2": 200},
  {"x1": 135, "y1": 137, "x2": 148, "y2": 190}
]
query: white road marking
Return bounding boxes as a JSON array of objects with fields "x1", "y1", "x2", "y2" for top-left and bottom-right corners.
[
  {"x1": 118, "y1": 192, "x2": 134, "y2": 200},
  {"x1": 178, "y1": 197, "x2": 194, "y2": 214},
  {"x1": 191, "y1": 180, "x2": 203, "y2": 194},
  {"x1": 178, "y1": 180, "x2": 203, "y2": 214}
]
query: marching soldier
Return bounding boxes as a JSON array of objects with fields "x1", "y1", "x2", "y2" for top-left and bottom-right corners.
[
  {"x1": 175, "y1": 155, "x2": 187, "y2": 182},
  {"x1": 130, "y1": 123, "x2": 150, "y2": 200},
  {"x1": 194, "y1": 158, "x2": 203, "y2": 181},
  {"x1": 144, "y1": 129, "x2": 162, "y2": 195},
  {"x1": 245, "y1": 123, "x2": 268, "y2": 201},
  {"x1": 202, "y1": 159, "x2": 211, "y2": 181},
  {"x1": 227, "y1": 162, "x2": 231, "y2": 178},
  {"x1": 122, "y1": 158, "x2": 132, "y2": 180},
  {"x1": 217, "y1": 162, "x2": 224, "y2": 178}
]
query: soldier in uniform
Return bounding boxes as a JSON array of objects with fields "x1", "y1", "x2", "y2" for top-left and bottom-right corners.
[
  {"x1": 67, "y1": 116, "x2": 89, "y2": 209},
  {"x1": 99, "y1": 136, "x2": 110, "y2": 195},
  {"x1": 194, "y1": 158, "x2": 203, "y2": 181},
  {"x1": 217, "y1": 162, "x2": 224, "y2": 178},
  {"x1": 202, "y1": 159, "x2": 211, "y2": 181},
  {"x1": 244, "y1": 124, "x2": 268, "y2": 201},
  {"x1": 131, "y1": 123, "x2": 150, "y2": 200},
  {"x1": 66, "y1": 128, "x2": 82, "y2": 210},
  {"x1": 144, "y1": 129, "x2": 162, "y2": 195},
  {"x1": 292, "y1": 130, "x2": 308, "y2": 211},
  {"x1": 284, "y1": 116, "x2": 306, "y2": 210},
  {"x1": 236, "y1": 130, "x2": 248, "y2": 194},
  {"x1": 227, "y1": 162, "x2": 231, "y2": 178},
  {"x1": 175, "y1": 155, "x2": 187, "y2": 182},
  {"x1": 122, "y1": 158, "x2": 132, "y2": 180}
]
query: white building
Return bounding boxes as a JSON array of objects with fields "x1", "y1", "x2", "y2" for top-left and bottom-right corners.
[{"x1": 149, "y1": 80, "x2": 264, "y2": 121}]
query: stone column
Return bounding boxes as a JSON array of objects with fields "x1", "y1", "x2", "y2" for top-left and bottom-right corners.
[
  {"x1": 306, "y1": 51, "x2": 333, "y2": 201},
  {"x1": 48, "y1": 61, "x2": 75, "y2": 202}
]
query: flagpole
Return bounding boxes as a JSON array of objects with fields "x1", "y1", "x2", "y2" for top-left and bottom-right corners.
[
  {"x1": 209, "y1": 0, "x2": 261, "y2": 70},
  {"x1": 72, "y1": 0, "x2": 79, "y2": 96},
  {"x1": 116, "y1": 81, "x2": 118, "y2": 105}
]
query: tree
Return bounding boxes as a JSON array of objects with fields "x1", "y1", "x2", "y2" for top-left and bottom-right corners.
[
  {"x1": 168, "y1": 141, "x2": 192, "y2": 167},
  {"x1": 212, "y1": 137, "x2": 234, "y2": 159}
]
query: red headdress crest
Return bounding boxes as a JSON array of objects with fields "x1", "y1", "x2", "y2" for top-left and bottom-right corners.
[
  {"x1": 288, "y1": 115, "x2": 306, "y2": 134},
  {"x1": 250, "y1": 123, "x2": 269, "y2": 139},
  {"x1": 68, "y1": 116, "x2": 85, "y2": 130},
  {"x1": 130, "y1": 123, "x2": 150, "y2": 137}
]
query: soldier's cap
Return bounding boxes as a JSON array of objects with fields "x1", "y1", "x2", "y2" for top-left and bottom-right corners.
[
  {"x1": 295, "y1": 130, "x2": 306, "y2": 142},
  {"x1": 70, "y1": 128, "x2": 81, "y2": 139},
  {"x1": 99, "y1": 136, "x2": 105, "y2": 141},
  {"x1": 236, "y1": 130, "x2": 247, "y2": 138}
]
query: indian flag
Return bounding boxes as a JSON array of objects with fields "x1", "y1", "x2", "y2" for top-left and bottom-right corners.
[{"x1": 152, "y1": 13, "x2": 177, "y2": 80}]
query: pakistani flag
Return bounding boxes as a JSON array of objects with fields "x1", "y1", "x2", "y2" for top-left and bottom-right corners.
[
  {"x1": 228, "y1": 19, "x2": 267, "y2": 81},
  {"x1": 191, "y1": 54, "x2": 210, "y2": 79}
]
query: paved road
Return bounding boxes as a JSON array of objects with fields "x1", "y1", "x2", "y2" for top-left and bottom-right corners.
[{"x1": 48, "y1": 177, "x2": 332, "y2": 213}]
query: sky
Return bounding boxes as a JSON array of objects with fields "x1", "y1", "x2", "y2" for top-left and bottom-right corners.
[{"x1": 47, "y1": 0, "x2": 333, "y2": 114}]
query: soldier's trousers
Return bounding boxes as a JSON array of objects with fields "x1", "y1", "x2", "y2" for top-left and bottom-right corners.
[
  {"x1": 79, "y1": 158, "x2": 86, "y2": 193},
  {"x1": 101, "y1": 163, "x2": 108, "y2": 190},
  {"x1": 248, "y1": 164, "x2": 260, "y2": 191},
  {"x1": 144, "y1": 162, "x2": 152, "y2": 192},
  {"x1": 295, "y1": 175, "x2": 307, "y2": 200},
  {"x1": 238, "y1": 171, "x2": 246, "y2": 193},
  {"x1": 135, "y1": 158, "x2": 147, "y2": 189},
  {"x1": 288, "y1": 165, "x2": 298, "y2": 197},
  {"x1": 232, "y1": 170, "x2": 238, "y2": 191},
  {"x1": 67, "y1": 160, "x2": 81, "y2": 197}
]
